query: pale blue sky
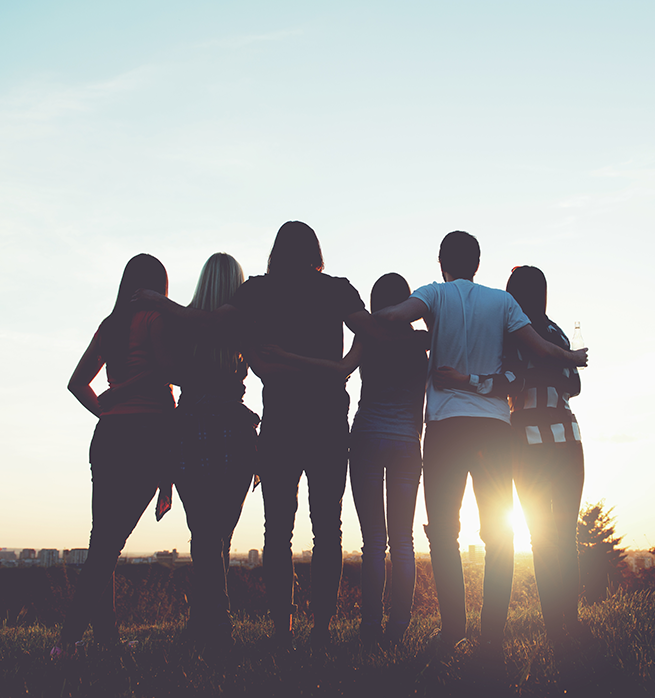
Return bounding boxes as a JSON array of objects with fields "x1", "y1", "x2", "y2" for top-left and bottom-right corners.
[{"x1": 1, "y1": 1, "x2": 653, "y2": 555}]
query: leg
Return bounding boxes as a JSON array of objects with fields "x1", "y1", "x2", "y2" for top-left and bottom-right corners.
[
  {"x1": 258, "y1": 425, "x2": 304, "y2": 635},
  {"x1": 514, "y1": 442, "x2": 564, "y2": 636},
  {"x1": 553, "y1": 442, "x2": 584, "y2": 629},
  {"x1": 349, "y1": 435, "x2": 388, "y2": 631},
  {"x1": 471, "y1": 419, "x2": 514, "y2": 642},
  {"x1": 385, "y1": 439, "x2": 421, "y2": 635},
  {"x1": 306, "y1": 431, "x2": 349, "y2": 632},
  {"x1": 176, "y1": 465, "x2": 252, "y2": 637},
  {"x1": 422, "y1": 420, "x2": 471, "y2": 642},
  {"x1": 62, "y1": 417, "x2": 164, "y2": 645}
]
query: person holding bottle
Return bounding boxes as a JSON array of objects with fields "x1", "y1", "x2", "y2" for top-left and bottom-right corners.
[{"x1": 505, "y1": 266, "x2": 585, "y2": 643}]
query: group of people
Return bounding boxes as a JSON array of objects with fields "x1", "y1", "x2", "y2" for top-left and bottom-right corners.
[{"x1": 53, "y1": 222, "x2": 588, "y2": 660}]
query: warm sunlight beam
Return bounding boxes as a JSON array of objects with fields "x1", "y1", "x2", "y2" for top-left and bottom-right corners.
[{"x1": 454, "y1": 478, "x2": 533, "y2": 554}]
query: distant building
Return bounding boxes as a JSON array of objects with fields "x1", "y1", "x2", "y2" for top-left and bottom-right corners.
[
  {"x1": 0, "y1": 549, "x2": 17, "y2": 561},
  {"x1": 467, "y1": 545, "x2": 483, "y2": 565},
  {"x1": 38, "y1": 549, "x2": 60, "y2": 567},
  {"x1": 247, "y1": 549, "x2": 260, "y2": 566},
  {"x1": 154, "y1": 549, "x2": 179, "y2": 566},
  {"x1": 65, "y1": 549, "x2": 89, "y2": 565},
  {"x1": 19, "y1": 549, "x2": 36, "y2": 561}
]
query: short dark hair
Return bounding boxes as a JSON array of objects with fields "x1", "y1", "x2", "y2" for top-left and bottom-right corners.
[
  {"x1": 438, "y1": 231, "x2": 480, "y2": 280},
  {"x1": 267, "y1": 221, "x2": 324, "y2": 275}
]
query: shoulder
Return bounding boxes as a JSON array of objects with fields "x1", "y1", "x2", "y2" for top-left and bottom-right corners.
[
  {"x1": 318, "y1": 273, "x2": 365, "y2": 307},
  {"x1": 231, "y1": 274, "x2": 267, "y2": 306},
  {"x1": 411, "y1": 281, "x2": 441, "y2": 303}
]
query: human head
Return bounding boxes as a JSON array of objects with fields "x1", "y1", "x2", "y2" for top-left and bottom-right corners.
[
  {"x1": 190, "y1": 253, "x2": 245, "y2": 312},
  {"x1": 113, "y1": 253, "x2": 168, "y2": 312},
  {"x1": 506, "y1": 265, "x2": 548, "y2": 322},
  {"x1": 267, "y1": 221, "x2": 324, "y2": 275},
  {"x1": 438, "y1": 231, "x2": 480, "y2": 280},
  {"x1": 370, "y1": 272, "x2": 411, "y2": 313}
]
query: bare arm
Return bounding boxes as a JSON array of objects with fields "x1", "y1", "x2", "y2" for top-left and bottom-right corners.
[
  {"x1": 433, "y1": 365, "x2": 523, "y2": 398},
  {"x1": 132, "y1": 289, "x2": 239, "y2": 329},
  {"x1": 259, "y1": 337, "x2": 364, "y2": 378},
  {"x1": 373, "y1": 297, "x2": 428, "y2": 325},
  {"x1": 68, "y1": 335, "x2": 104, "y2": 417},
  {"x1": 513, "y1": 325, "x2": 588, "y2": 367}
]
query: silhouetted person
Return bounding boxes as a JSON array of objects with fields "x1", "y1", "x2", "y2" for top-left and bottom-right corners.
[
  {"x1": 52, "y1": 254, "x2": 174, "y2": 657},
  {"x1": 349, "y1": 274, "x2": 428, "y2": 647},
  {"x1": 505, "y1": 266, "x2": 585, "y2": 643},
  {"x1": 375, "y1": 232, "x2": 587, "y2": 657},
  {"x1": 231, "y1": 222, "x2": 372, "y2": 648},
  {"x1": 172, "y1": 253, "x2": 259, "y2": 650}
]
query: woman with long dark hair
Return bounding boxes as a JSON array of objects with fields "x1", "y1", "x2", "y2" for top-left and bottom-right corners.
[
  {"x1": 172, "y1": 253, "x2": 259, "y2": 650},
  {"x1": 349, "y1": 273, "x2": 428, "y2": 646},
  {"x1": 505, "y1": 266, "x2": 585, "y2": 643},
  {"x1": 52, "y1": 254, "x2": 174, "y2": 656}
]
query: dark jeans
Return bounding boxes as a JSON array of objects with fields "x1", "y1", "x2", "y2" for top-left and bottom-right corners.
[
  {"x1": 175, "y1": 458, "x2": 253, "y2": 637},
  {"x1": 349, "y1": 434, "x2": 421, "y2": 630},
  {"x1": 61, "y1": 415, "x2": 170, "y2": 645},
  {"x1": 258, "y1": 419, "x2": 349, "y2": 631},
  {"x1": 423, "y1": 417, "x2": 514, "y2": 642},
  {"x1": 514, "y1": 439, "x2": 584, "y2": 638}
]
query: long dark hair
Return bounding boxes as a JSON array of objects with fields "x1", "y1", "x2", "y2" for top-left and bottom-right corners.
[
  {"x1": 370, "y1": 272, "x2": 411, "y2": 313},
  {"x1": 99, "y1": 254, "x2": 168, "y2": 376},
  {"x1": 267, "y1": 221, "x2": 324, "y2": 276},
  {"x1": 506, "y1": 265, "x2": 549, "y2": 337},
  {"x1": 364, "y1": 273, "x2": 417, "y2": 382}
]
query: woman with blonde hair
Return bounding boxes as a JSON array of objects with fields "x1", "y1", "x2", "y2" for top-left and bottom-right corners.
[{"x1": 172, "y1": 252, "x2": 259, "y2": 650}]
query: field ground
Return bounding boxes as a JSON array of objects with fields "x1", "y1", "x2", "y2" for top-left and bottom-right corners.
[{"x1": 1, "y1": 587, "x2": 654, "y2": 698}]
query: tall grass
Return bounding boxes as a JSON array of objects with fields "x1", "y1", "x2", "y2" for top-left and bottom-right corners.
[{"x1": 1, "y1": 561, "x2": 654, "y2": 697}]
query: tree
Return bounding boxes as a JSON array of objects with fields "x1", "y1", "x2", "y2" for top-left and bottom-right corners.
[{"x1": 577, "y1": 501, "x2": 627, "y2": 603}]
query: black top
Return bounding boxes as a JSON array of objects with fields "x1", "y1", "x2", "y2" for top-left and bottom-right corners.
[{"x1": 231, "y1": 270, "x2": 365, "y2": 418}]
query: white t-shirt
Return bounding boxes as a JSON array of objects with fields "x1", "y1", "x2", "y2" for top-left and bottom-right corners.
[{"x1": 411, "y1": 279, "x2": 530, "y2": 424}]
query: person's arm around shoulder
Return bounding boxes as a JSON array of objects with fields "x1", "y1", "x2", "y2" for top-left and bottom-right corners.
[
  {"x1": 68, "y1": 334, "x2": 104, "y2": 417},
  {"x1": 132, "y1": 289, "x2": 239, "y2": 329},
  {"x1": 373, "y1": 297, "x2": 428, "y2": 325},
  {"x1": 257, "y1": 337, "x2": 364, "y2": 379},
  {"x1": 512, "y1": 325, "x2": 588, "y2": 367}
]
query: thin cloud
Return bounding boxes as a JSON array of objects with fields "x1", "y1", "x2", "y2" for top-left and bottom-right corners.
[
  {"x1": 195, "y1": 28, "x2": 304, "y2": 50},
  {"x1": 0, "y1": 65, "x2": 156, "y2": 136}
]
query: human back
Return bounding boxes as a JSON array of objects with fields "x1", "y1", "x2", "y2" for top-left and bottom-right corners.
[{"x1": 413, "y1": 277, "x2": 528, "y2": 423}]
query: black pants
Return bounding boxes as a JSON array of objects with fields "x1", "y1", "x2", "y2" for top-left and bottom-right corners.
[
  {"x1": 257, "y1": 415, "x2": 349, "y2": 631},
  {"x1": 514, "y1": 439, "x2": 584, "y2": 638},
  {"x1": 61, "y1": 414, "x2": 170, "y2": 645},
  {"x1": 173, "y1": 401, "x2": 257, "y2": 638},
  {"x1": 423, "y1": 417, "x2": 514, "y2": 642}
]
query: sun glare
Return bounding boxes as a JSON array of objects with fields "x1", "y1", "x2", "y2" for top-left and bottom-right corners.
[
  {"x1": 511, "y1": 487, "x2": 532, "y2": 553},
  {"x1": 454, "y1": 478, "x2": 533, "y2": 554}
]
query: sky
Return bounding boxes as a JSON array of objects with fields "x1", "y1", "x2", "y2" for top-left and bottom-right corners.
[{"x1": 1, "y1": 1, "x2": 654, "y2": 558}]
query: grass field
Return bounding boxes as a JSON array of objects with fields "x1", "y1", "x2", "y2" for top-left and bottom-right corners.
[{"x1": 1, "y1": 562, "x2": 653, "y2": 697}]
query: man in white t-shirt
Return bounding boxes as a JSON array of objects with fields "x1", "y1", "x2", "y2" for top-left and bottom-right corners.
[{"x1": 375, "y1": 231, "x2": 587, "y2": 655}]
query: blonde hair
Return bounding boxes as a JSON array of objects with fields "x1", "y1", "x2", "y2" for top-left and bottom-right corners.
[{"x1": 189, "y1": 253, "x2": 245, "y2": 372}]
